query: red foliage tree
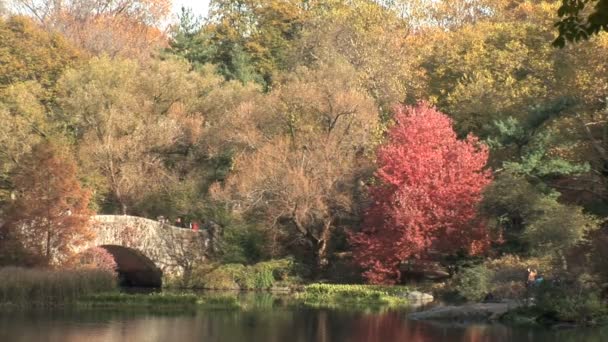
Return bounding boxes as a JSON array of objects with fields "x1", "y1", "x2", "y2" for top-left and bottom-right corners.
[{"x1": 350, "y1": 103, "x2": 492, "y2": 284}]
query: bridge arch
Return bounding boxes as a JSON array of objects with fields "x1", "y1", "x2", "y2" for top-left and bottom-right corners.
[
  {"x1": 86, "y1": 215, "x2": 212, "y2": 283},
  {"x1": 99, "y1": 245, "x2": 162, "y2": 287}
]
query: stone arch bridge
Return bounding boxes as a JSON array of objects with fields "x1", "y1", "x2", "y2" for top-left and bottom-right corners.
[{"x1": 82, "y1": 215, "x2": 213, "y2": 287}]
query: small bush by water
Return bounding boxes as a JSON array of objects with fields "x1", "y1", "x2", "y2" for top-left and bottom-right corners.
[
  {"x1": 0, "y1": 267, "x2": 117, "y2": 306},
  {"x1": 187, "y1": 258, "x2": 298, "y2": 290},
  {"x1": 533, "y1": 279, "x2": 608, "y2": 324},
  {"x1": 453, "y1": 265, "x2": 493, "y2": 302},
  {"x1": 451, "y1": 255, "x2": 552, "y2": 302}
]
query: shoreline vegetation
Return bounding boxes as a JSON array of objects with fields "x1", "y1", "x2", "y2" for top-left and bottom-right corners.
[
  {"x1": 0, "y1": 267, "x2": 116, "y2": 307},
  {"x1": 0, "y1": 266, "x2": 416, "y2": 311},
  {"x1": 0, "y1": 265, "x2": 415, "y2": 310},
  {"x1": 77, "y1": 285, "x2": 415, "y2": 310},
  {"x1": 1, "y1": 266, "x2": 606, "y2": 328}
]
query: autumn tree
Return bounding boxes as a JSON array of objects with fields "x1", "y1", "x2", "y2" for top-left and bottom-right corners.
[
  {"x1": 555, "y1": 32, "x2": 608, "y2": 199},
  {"x1": 167, "y1": 0, "x2": 323, "y2": 85},
  {"x1": 212, "y1": 63, "x2": 379, "y2": 271},
  {"x1": 0, "y1": 15, "x2": 81, "y2": 95},
  {"x1": 201, "y1": 0, "x2": 307, "y2": 85},
  {"x1": 412, "y1": 1, "x2": 608, "y2": 214},
  {"x1": 0, "y1": 142, "x2": 93, "y2": 266},
  {"x1": 350, "y1": 103, "x2": 492, "y2": 284},
  {"x1": 293, "y1": 0, "x2": 419, "y2": 109},
  {"x1": 11, "y1": 0, "x2": 171, "y2": 59},
  {"x1": 383, "y1": 0, "x2": 506, "y2": 29},
  {"x1": 413, "y1": 16, "x2": 563, "y2": 138},
  {"x1": 57, "y1": 56, "x2": 207, "y2": 214},
  {"x1": 0, "y1": 15, "x2": 81, "y2": 206}
]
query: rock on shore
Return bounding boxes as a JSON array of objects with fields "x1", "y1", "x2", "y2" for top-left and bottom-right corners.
[
  {"x1": 406, "y1": 291, "x2": 434, "y2": 303},
  {"x1": 408, "y1": 302, "x2": 521, "y2": 321}
]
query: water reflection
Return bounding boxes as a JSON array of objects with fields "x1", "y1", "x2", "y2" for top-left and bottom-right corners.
[{"x1": 1, "y1": 295, "x2": 607, "y2": 342}]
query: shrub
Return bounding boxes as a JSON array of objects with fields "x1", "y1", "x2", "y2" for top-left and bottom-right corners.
[
  {"x1": 240, "y1": 263, "x2": 273, "y2": 290},
  {"x1": 189, "y1": 258, "x2": 298, "y2": 290},
  {"x1": 0, "y1": 267, "x2": 116, "y2": 306},
  {"x1": 523, "y1": 198, "x2": 598, "y2": 255},
  {"x1": 534, "y1": 274, "x2": 607, "y2": 323},
  {"x1": 484, "y1": 255, "x2": 550, "y2": 300},
  {"x1": 241, "y1": 258, "x2": 295, "y2": 289},
  {"x1": 219, "y1": 223, "x2": 267, "y2": 264},
  {"x1": 450, "y1": 255, "x2": 551, "y2": 301},
  {"x1": 202, "y1": 264, "x2": 246, "y2": 290},
  {"x1": 481, "y1": 173, "x2": 598, "y2": 257},
  {"x1": 453, "y1": 264, "x2": 493, "y2": 301}
]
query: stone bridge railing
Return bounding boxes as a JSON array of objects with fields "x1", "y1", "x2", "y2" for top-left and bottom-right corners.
[{"x1": 87, "y1": 215, "x2": 210, "y2": 276}]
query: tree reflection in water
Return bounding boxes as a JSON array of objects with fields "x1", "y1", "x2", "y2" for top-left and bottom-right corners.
[{"x1": 1, "y1": 300, "x2": 607, "y2": 342}]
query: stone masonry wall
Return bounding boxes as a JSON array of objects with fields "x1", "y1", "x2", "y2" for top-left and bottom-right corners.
[{"x1": 87, "y1": 215, "x2": 209, "y2": 276}]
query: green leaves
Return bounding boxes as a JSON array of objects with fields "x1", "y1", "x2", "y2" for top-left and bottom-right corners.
[
  {"x1": 482, "y1": 172, "x2": 599, "y2": 256},
  {"x1": 523, "y1": 196, "x2": 598, "y2": 253},
  {"x1": 502, "y1": 130, "x2": 589, "y2": 178}
]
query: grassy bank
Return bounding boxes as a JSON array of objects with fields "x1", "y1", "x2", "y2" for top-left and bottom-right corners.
[
  {"x1": 0, "y1": 267, "x2": 117, "y2": 307},
  {"x1": 296, "y1": 284, "x2": 410, "y2": 308}
]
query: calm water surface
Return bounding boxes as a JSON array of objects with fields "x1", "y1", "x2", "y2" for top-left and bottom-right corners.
[{"x1": 1, "y1": 293, "x2": 607, "y2": 342}]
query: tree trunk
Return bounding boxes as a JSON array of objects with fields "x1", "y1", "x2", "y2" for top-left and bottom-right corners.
[
  {"x1": 315, "y1": 239, "x2": 328, "y2": 269},
  {"x1": 312, "y1": 221, "x2": 333, "y2": 277},
  {"x1": 46, "y1": 229, "x2": 51, "y2": 260},
  {"x1": 290, "y1": 215, "x2": 333, "y2": 277},
  {"x1": 316, "y1": 221, "x2": 332, "y2": 268}
]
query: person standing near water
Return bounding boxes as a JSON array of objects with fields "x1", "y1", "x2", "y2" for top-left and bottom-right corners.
[{"x1": 526, "y1": 268, "x2": 537, "y2": 287}]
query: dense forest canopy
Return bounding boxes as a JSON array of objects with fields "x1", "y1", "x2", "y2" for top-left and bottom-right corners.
[{"x1": 0, "y1": 1, "x2": 607, "y2": 294}]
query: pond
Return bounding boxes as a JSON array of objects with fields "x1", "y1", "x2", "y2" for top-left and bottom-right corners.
[{"x1": 1, "y1": 293, "x2": 607, "y2": 342}]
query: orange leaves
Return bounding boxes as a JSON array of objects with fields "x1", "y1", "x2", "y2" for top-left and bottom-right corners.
[
  {"x1": 0, "y1": 16, "x2": 81, "y2": 91},
  {"x1": 58, "y1": 14, "x2": 168, "y2": 59},
  {"x1": 1, "y1": 142, "x2": 94, "y2": 266},
  {"x1": 14, "y1": 0, "x2": 172, "y2": 59}
]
